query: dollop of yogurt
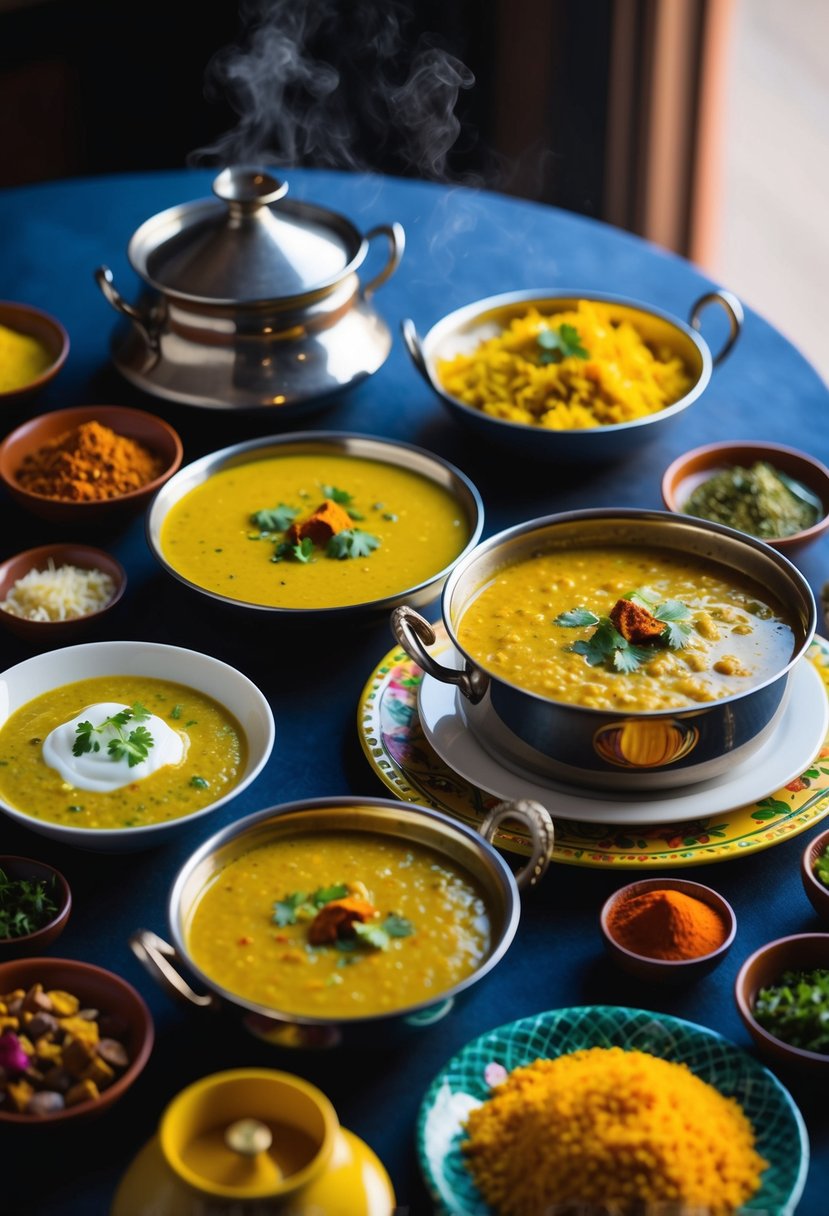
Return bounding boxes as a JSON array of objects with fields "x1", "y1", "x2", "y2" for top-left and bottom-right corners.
[{"x1": 42, "y1": 703, "x2": 186, "y2": 792}]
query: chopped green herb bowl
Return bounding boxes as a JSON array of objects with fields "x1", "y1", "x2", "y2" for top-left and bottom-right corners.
[
  {"x1": 662, "y1": 440, "x2": 829, "y2": 553},
  {"x1": 735, "y1": 933, "x2": 829, "y2": 1072},
  {"x1": 0, "y1": 856, "x2": 71, "y2": 959},
  {"x1": 801, "y1": 826, "x2": 829, "y2": 921}
]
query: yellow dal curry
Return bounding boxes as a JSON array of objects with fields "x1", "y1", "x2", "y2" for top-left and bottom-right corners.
[
  {"x1": 160, "y1": 453, "x2": 469, "y2": 609},
  {"x1": 0, "y1": 677, "x2": 245, "y2": 829},
  {"x1": 186, "y1": 831, "x2": 491, "y2": 1018},
  {"x1": 456, "y1": 546, "x2": 795, "y2": 711}
]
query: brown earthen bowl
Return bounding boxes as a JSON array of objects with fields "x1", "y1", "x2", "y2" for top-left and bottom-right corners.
[
  {"x1": 0, "y1": 543, "x2": 126, "y2": 642},
  {"x1": 0, "y1": 956, "x2": 154, "y2": 1123},
  {"x1": 600, "y1": 876, "x2": 737, "y2": 984},
  {"x1": 0, "y1": 301, "x2": 69, "y2": 405},
  {"x1": 735, "y1": 933, "x2": 829, "y2": 1072},
  {"x1": 0, "y1": 405, "x2": 183, "y2": 526},
  {"x1": 0, "y1": 857, "x2": 71, "y2": 959},
  {"x1": 661, "y1": 440, "x2": 829, "y2": 552},
  {"x1": 801, "y1": 827, "x2": 829, "y2": 921}
]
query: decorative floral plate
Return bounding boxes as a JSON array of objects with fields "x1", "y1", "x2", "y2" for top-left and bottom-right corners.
[
  {"x1": 357, "y1": 632, "x2": 829, "y2": 868},
  {"x1": 416, "y1": 1006, "x2": 809, "y2": 1216}
]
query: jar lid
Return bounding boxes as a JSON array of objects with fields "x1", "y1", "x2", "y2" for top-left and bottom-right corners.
[{"x1": 128, "y1": 168, "x2": 365, "y2": 305}]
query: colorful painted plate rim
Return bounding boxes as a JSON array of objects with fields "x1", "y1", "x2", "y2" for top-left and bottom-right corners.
[
  {"x1": 357, "y1": 632, "x2": 829, "y2": 868},
  {"x1": 415, "y1": 1005, "x2": 809, "y2": 1216}
]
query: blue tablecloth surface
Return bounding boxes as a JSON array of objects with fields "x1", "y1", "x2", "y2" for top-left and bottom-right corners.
[{"x1": 0, "y1": 168, "x2": 827, "y2": 1215}]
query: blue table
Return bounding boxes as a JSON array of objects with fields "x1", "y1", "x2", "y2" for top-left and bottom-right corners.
[{"x1": 1, "y1": 169, "x2": 827, "y2": 1215}]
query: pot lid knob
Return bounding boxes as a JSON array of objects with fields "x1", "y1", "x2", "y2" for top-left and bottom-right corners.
[
  {"x1": 213, "y1": 167, "x2": 289, "y2": 210},
  {"x1": 225, "y1": 1117, "x2": 275, "y2": 1159}
]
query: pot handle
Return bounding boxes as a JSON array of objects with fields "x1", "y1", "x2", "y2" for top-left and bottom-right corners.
[
  {"x1": 391, "y1": 605, "x2": 489, "y2": 704},
  {"x1": 129, "y1": 929, "x2": 218, "y2": 1011},
  {"x1": 479, "y1": 799, "x2": 555, "y2": 892},
  {"x1": 689, "y1": 289, "x2": 744, "y2": 367},
  {"x1": 400, "y1": 318, "x2": 435, "y2": 388},
  {"x1": 360, "y1": 223, "x2": 405, "y2": 300},
  {"x1": 95, "y1": 265, "x2": 160, "y2": 352}
]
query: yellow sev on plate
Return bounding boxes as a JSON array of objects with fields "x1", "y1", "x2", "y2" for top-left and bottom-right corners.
[
  {"x1": 437, "y1": 301, "x2": 692, "y2": 429},
  {"x1": 462, "y1": 1047, "x2": 767, "y2": 1216}
]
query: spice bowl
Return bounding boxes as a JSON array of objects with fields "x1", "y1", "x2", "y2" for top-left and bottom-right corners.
[
  {"x1": 800, "y1": 827, "x2": 829, "y2": 921},
  {"x1": 0, "y1": 543, "x2": 127, "y2": 643},
  {"x1": 661, "y1": 441, "x2": 829, "y2": 553},
  {"x1": 734, "y1": 933, "x2": 829, "y2": 1073},
  {"x1": 0, "y1": 404, "x2": 183, "y2": 526},
  {"x1": 0, "y1": 956, "x2": 154, "y2": 1123},
  {"x1": 600, "y1": 877, "x2": 737, "y2": 985},
  {"x1": 0, "y1": 856, "x2": 71, "y2": 959},
  {"x1": 0, "y1": 300, "x2": 70, "y2": 405}
]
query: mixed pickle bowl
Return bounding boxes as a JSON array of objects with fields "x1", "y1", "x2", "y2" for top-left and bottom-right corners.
[
  {"x1": 145, "y1": 431, "x2": 484, "y2": 628},
  {"x1": 402, "y1": 288, "x2": 743, "y2": 462},
  {"x1": 130, "y1": 796, "x2": 554, "y2": 1050},
  {"x1": 392, "y1": 508, "x2": 816, "y2": 792}
]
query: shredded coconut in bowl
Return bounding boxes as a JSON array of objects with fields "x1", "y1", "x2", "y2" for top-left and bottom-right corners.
[{"x1": 0, "y1": 560, "x2": 115, "y2": 622}]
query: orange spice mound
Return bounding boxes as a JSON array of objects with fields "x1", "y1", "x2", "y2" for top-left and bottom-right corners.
[
  {"x1": 608, "y1": 887, "x2": 728, "y2": 960},
  {"x1": 16, "y1": 421, "x2": 164, "y2": 502}
]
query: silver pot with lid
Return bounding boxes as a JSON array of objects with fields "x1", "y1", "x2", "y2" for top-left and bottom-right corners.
[{"x1": 95, "y1": 167, "x2": 405, "y2": 412}]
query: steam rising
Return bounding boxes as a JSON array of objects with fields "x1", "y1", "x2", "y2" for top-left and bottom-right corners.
[{"x1": 191, "y1": 0, "x2": 476, "y2": 180}]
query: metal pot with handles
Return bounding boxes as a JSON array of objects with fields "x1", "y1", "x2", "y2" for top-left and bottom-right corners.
[{"x1": 96, "y1": 166, "x2": 404, "y2": 413}]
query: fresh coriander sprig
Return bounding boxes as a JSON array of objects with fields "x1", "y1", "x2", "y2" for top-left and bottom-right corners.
[
  {"x1": 72, "y1": 703, "x2": 155, "y2": 768},
  {"x1": 554, "y1": 589, "x2": 692, "y2": 674},
  {"x1": 537, "y1": 323, "x2": 589, "y2": 364},
  {"x1": 327, "y1": 529, "x2": 382, "y2": 560},
  {"x1": 0, "y1": 868, "x2": 58, "y2": 939}
]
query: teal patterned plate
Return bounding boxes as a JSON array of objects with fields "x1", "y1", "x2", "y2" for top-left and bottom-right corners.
[{"x1": 417, "y1": 1006, "x2": 809, "y2": 1216}]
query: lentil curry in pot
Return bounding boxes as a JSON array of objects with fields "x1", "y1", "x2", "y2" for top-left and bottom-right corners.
[{"x1": 455, "y1": 545, "x2": 795, "y2": 712}]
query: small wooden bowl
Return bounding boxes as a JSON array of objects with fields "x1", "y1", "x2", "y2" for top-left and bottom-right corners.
[
  {"x1": 801, "y1": 827, "x2": 829, "y2": 921},
  {"x1": 735, "y1": 933, "x2": 829, "y2": 1072},
  {"x1": 0, "y1": 543, "x2": 127, "y2": 643},
  {"x1": 0, "y1": 857, "x2": 71, "y2": 959},
  {"x1": 661, "y1": 440, "x2": 829, "y2": 552},
  {"x1": 600, "y1": 877, "x2": 736, "y2": 984},
  {"x1": 0, "y1": 956, "x2": 153, "y2": 1123},
  {"x1": 0, "y1": 405, "x2": 183, "y2": 526},
  {"x1": 0, "y1": 301, "x2": 69, "y2": 405}
]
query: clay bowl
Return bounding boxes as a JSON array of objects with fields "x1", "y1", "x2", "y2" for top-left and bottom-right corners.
[
  {"x1": 0, "y1": 543, "x2": 127, "y2": 643},
  {"x1": 735, "y1": 933, "x2": 829, "y2": 1072},
  {"x1": 0, "y1": 301, "x2": 69, "y2": 405},
  {"x1": 0, "y1": 405, "x2": 183, "y2": 526},
  {"x1": 801, "y1": 827, "x2": 829, "y2": 921},
  {"x1": 0, "y1": 956, "x2": 153, "y2": 1123},
  {"x1": 662, "y1": 440, "x2": 829, "y2": 553},
  {"x1": 0, "y1": 857, "x2": 71, "y2": 959},
  {"x1": 600, "y1": 877, "x2": 736, "y2": 985}
]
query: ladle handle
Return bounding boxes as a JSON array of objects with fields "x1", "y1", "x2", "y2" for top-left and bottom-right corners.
[
  {"x1": 95, "y1": 266, "x2": 160, "y2": 352},
  {"x1": 130, "y1": 929, "x2": 218, "y2": 1010},
  {"x1": 361, "y1": 223, "x2": 405, "y2": 300},
  {"x1": 480, "y1": 800, "x2": 555, "y2": 891},
  {"x1": 391, "y1": 605, "x2": 488, "y2": 704},
  {"x1": 689, "y1": 289, "x2": 744, "y2": 367}
]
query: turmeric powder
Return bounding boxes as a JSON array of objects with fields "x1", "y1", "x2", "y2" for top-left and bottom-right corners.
[
  {"x1": 287, "y1": 498, "x2": 353, "y2": 546},
  {"x1": 607, "y1": 887, "x2": 728, "y2": 960},
  {"x1": 463, "y1": 1047, "x2": 767, "y2": 1216},
  {"x1": 16, "y1": 421, "x2": 163, "y2": 501}
]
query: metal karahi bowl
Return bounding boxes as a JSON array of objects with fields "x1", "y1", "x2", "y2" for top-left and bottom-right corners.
[
  {"x1": 130, "y1": 797, "x2": 554, "y2": 1049},
  {"x1": 145, "y1": 430, "x2": 484, "y2": 627},
  {"x1": 402, "y1": 288, "x2": 743, "y2": 462},
  {"x1": 96, "y1": 167, "x2": 404, "y2": 413},
  {"x1": 392, "y1": 508, "x2": 816, "y2": 791}
]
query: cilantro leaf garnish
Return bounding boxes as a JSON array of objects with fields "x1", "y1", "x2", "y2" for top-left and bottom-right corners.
[
  {"x1": 383, "y1": 914, "x2": 415, "y2": 938},
  {"x1": 557, "y1": 588, "x2": 693, "y2": 672},
  {"x1": 273, "y1": 883, "x2": 349, "y2": 927},
  {"x1": 537, "y1": 323, "x2": 589, "y2": 364},
  {"x1": 273, "y1": 891, "x2": 309, "y2": 927},
  {"x1": 313, "y1": 883, "x2": 349, "y2": 906},
  {"x1": 326, "y1": 529, "x2": 382, "y2": 560},
  {"x1": 271, "y1": 537, "x2": 315, "y2": 564},
  {"x1": 250, "y1": 504, "x2": 299, "y2": 533},
  {"x1": 189, "y1": 775, "x2": 209, "y2": 790},
  {"x1": 321, "y1": 484, "x2": 354, "y2": 507},
  {"x1": 72, "y1": 704, "x2": 155, "y2": 767},
  {"x1": 353, "y1": 921, "x2": 390, "y2": 950}
]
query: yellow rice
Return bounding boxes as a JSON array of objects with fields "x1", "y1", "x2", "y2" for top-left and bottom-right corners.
[
  {"x1": 462, "y1": 1047, "x2": 767, "y2": 1215},
  {"x1": 437, "y1": 301, "x2": 692, "y2": 430}
]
